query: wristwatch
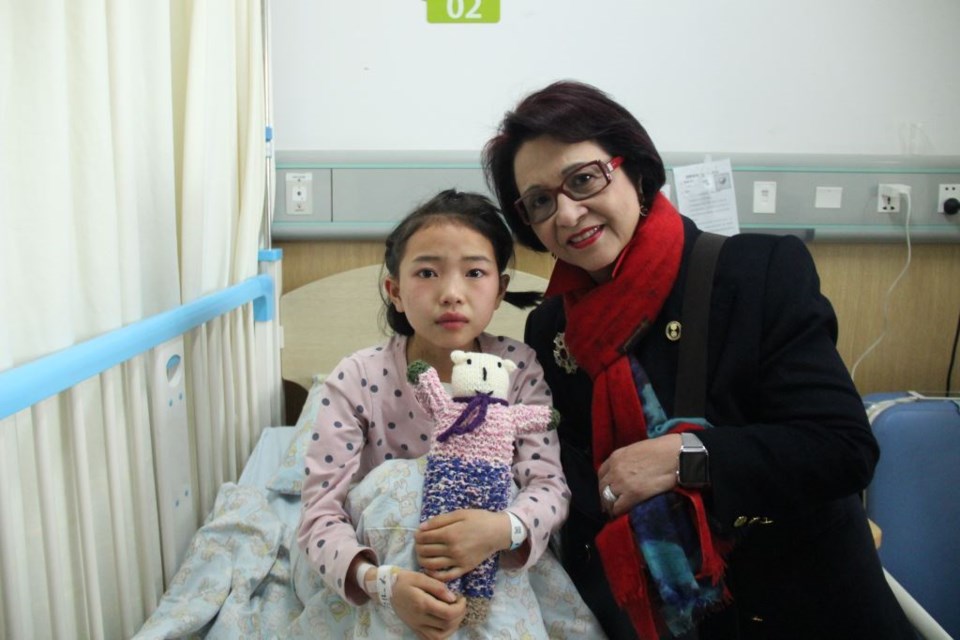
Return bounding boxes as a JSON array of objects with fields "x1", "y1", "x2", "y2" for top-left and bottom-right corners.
[{"x1": 677, "y1": 431, "x2": 711, "y2": 488}]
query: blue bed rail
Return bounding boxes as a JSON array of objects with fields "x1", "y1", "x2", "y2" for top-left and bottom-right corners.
[{"x1": 0, "y1": 273, "x2": 275, "y2": 421}]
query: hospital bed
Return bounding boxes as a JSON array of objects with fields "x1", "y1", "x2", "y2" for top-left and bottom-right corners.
[
  {"x1": 128, "y1": 263, "x2": 599, "y2": 639},
  {"x1": 0, "y1": 258, "x2": 577, "y2": 638}
]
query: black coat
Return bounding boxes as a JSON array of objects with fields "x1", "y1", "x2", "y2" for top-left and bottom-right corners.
[{"x1": 525, "y1": 216, "x2": 914, "y2": 639}]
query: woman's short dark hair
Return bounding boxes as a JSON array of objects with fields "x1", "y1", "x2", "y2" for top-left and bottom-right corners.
[
  {"x1": 483, "y1": 80, "x2": 666, "y2": 252},
  {"x1": 381, "y1": 189, "x2": 540, "y2": 336}
]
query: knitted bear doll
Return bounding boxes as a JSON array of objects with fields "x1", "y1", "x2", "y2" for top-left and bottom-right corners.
[{"x1": 407, "y1": 350, "x2": 558, "y2": 625}]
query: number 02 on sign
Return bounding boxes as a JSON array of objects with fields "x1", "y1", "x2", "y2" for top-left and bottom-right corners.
[{"x1": 427, "y1": 0, "x2": 499, "y2": 23}]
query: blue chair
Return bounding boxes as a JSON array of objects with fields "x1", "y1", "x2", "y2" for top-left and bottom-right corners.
[{"x1": 864, "y1": 393, "x2": 960, "y2": 639}]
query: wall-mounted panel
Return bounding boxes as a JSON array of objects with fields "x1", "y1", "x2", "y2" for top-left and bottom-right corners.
[
  {"x1": 662, "y1": 153, "x2": 960, "y2": 242},
  {"x1": 272, "y1": 151, "x2": 960, "y2": 242},
  {"x1": 331, "y1": 168, "x2": 488, "y2": 222},
  {"x1": 273, "y1": 152, "x2": 491, "y2": 239}
]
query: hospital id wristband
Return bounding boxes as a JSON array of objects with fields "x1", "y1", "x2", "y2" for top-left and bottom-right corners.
[
  {"x1": 355, "y1": 561, "x2": 377, "y2": 598},
  {"x1": 376, "y1": 564, "x2": 400, "y2": 607},
  {"x1": 506, "y1": 510, "x2": 527, "y2": 551}
]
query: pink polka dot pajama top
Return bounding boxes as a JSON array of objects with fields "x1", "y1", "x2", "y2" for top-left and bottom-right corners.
[{"x1": 297, "y1": 332, "x2": 569, "y2": 604}]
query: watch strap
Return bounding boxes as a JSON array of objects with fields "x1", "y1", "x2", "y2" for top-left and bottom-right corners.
[{"x1": 681, "y1": 431, "x2": 705, "y2": 449}]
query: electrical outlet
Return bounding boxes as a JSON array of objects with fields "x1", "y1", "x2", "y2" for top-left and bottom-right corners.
[
  {"x1": 877, "y1": 183, "x2": 901, "y2": 213},
  {"x1": 937, "y1": 184, "x2": 960, "y2": 215},
  {"x1": 752, "y1": 181, "x2": 777, "y2": 214}
]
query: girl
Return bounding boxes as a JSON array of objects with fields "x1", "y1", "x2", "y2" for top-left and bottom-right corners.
[{"x1": 295, "y1": 189, "x2": 603, "y2": 639}]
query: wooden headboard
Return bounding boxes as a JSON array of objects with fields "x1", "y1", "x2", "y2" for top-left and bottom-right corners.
[{"x1": 279, "y1": 264, "x2": 549, "y2": 418}]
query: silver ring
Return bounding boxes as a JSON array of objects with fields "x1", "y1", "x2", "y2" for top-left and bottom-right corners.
[{"x1": 602, "y1": 484, "x2": 617, "y2": 504}]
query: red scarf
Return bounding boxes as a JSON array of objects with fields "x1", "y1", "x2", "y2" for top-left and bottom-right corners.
[
  {"x1": 546, "y1": 194, "x2": 725, "y2": 637},
  {"x1": 544, "y1": 193, "x2": 683, "y2": 463}
]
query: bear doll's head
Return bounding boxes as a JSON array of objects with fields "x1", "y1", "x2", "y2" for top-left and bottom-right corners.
[{"x1": 449, "y1": 350, "x2": 516, "y2": 401}]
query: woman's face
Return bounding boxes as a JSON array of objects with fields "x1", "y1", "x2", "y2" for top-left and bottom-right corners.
[{"x1": 513, "y1": 136, "x2": 643, "y2": 282}]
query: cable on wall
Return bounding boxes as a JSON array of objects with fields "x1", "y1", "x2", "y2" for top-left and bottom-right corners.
[{"x1": 850, "y1": 188, "x2": 913, "y2": 383}]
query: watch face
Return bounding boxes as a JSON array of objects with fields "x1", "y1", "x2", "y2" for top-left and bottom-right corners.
[{"x1": 679, "y1": 451, "x2": 710, "y2": 488}]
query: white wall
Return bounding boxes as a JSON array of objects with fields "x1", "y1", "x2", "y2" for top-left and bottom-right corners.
[{"x1": 270, "y1": 0, "x2": 960, "y2": 156}]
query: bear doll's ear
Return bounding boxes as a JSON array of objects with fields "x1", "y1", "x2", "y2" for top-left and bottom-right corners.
[
  {"x1": 501, "y1": 359, "x2": 517, "y2": 374},
  {"x1": 450, "y1": 350, "x2": 468, "y2": 365}
]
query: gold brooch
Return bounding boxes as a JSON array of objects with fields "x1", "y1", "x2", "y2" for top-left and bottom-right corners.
[
  {"x1": 666, "y1": 321, "x2": 682, "y2": 341},
  {"x1": 553, "y1": 332, "x2": 578, "y2": 374}
]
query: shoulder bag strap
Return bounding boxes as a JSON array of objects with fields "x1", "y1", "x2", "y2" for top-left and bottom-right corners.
[{"x1": 673, "y1": 231, "x2": 726, "y2": 417}]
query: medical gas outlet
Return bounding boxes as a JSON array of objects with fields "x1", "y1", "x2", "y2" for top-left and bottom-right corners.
[{"x1": 285, "y1": 172, "x2": 314, "y2": 215}]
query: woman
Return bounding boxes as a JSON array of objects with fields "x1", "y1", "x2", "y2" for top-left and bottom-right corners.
[{"x1": 483, "y1": 81, "x2": 913, "y2": 639}]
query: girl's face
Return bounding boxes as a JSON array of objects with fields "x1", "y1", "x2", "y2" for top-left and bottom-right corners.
[
  {"x1": 513, "y1": 136, "x2": 643, "y2": 282},
  {"x1": 385, "y1": 220, "x2": 507, "y2": 365}
]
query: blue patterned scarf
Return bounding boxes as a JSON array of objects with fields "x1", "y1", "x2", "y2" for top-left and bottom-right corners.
[{"x1": 626, "y1": 361, "x2": 727, "y2": 636}]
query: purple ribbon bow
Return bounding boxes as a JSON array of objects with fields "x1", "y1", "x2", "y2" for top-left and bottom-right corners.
[{"x1": 437, "y1": 392, "x2": 508, "y2": 442}]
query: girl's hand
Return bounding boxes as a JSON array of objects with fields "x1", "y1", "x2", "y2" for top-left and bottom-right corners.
[
  {"x1": 415, "y1": 509, "x2": 510, "y2": 580},
  {"x1": 391, "y1": 569, "x2": 466, "y2": 640},
  {"x1": 597, "y1": 433, "x2": 683, "y2": 518}
]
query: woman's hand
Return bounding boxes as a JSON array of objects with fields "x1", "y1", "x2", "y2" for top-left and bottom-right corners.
[
  {"x1": 415, "y1": 509, "x2": 510, "y2": 581},
  {"x1": 597, "y1": 433, "x2": 682, "y2": 518},
  {"x1": 390, "y1": 569, "x2": 466, "y2": 640}
]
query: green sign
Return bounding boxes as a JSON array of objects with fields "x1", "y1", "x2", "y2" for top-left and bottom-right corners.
[{"x1": 427, "y1": 0, "x2": 499, "y2": 23}]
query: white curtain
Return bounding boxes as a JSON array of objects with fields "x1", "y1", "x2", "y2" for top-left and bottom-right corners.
[
  {"x1": 172, "y1": 0, "x2": 267, "y2": 514},
  {"x1": 0, "y1": 0, "x2": 181, "y2": 370},
  {"x1": 0, "y1": 0, "x2": 268, "y2": 636},
  {"x1": 176, "y1": 0, "x2": 266, "y2": 301},
  {"x1": 0, "y1": 0, "x2": 266, "y2": 365}
]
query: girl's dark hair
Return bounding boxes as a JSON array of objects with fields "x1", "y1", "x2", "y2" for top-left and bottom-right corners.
[
  {"x1": 483, "y1": 80, "x2": 666, "y2": 252},
  {"x1": 382, "y1": 189, "x2": 541, "y2": 336}
]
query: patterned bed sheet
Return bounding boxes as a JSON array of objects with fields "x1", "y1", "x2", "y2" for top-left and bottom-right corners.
[{"x1": 134, "y1": 428, "x2": 605, "y2": 639}]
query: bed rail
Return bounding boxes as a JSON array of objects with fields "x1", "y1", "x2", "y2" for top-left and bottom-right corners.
[
  {"x1": 0, "y1": 275, "x2": 275, "y2": 419},
  {"x1": 0, "y1": 256, "x2": 282, "y2": 639}
]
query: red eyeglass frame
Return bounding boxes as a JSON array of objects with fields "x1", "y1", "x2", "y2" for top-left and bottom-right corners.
[{"x1": 514, "y1": 156, "x2": 624, "y2": 225}]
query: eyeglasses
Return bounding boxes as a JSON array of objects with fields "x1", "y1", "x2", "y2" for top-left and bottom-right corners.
[{"x1": 514, "y1": 157, "x2": 624, "y2": 225}]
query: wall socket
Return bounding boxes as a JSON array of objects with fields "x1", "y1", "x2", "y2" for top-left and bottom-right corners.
[
  {"x1": 937, "y1": 184, "x2": 959, "y2": 214},
  {"x1": 877, "y1": 183, "x2": 903, "y2": 213}
]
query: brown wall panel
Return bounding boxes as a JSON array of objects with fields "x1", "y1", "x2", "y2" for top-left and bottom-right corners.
[{"x1": 278, "y1": 240, "x2": 960, "y2": 397}]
